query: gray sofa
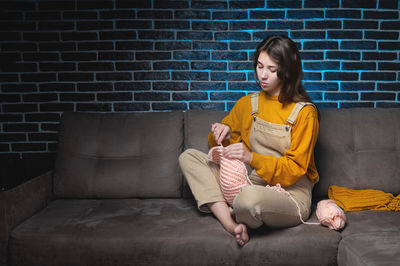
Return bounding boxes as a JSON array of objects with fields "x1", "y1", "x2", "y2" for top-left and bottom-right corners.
[{"x1": 1, "y1": 109, "x2": 399, "y2": 266}]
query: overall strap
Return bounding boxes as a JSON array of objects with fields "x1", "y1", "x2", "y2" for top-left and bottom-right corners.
[
  {"x1": 251, "y1": 92, "x2": 260, "y2": 116},
  {"x1": 286, "y1": 102, "x2": 315, "y2": 125}
]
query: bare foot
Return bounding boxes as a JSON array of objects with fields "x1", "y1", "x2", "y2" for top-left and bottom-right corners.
[
  {"x1": 206, "y1": 202, "x2": 249, "y2": 246},
  {"x1": 234, "y1": 224, "x2": 249, "y2": 246}
]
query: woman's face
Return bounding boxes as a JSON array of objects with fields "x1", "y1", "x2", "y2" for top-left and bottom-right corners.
[{"x1": 256, "y1": 51, "x2": 282, "y2": 96}]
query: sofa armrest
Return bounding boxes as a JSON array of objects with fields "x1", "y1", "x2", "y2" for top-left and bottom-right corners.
[{"x1": 0, "y1": 170, "x2": 53, "y2": 266}]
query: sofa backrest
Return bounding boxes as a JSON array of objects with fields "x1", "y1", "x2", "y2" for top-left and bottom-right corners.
[
  {"x1": 183, "y1": 109, "x2": 400, "y2": 200},
  {"x1": 314, "y1": 108, "x2": 400, "y2": 198},
  {"x1": 54, "y1": 109, "x2": 400, "y2": 200},
  {"x1": 184, "y1": 110, "x2": 229, "y2": 153},
  {"x1": 53, "y1": 111, "x2": 184, "y2": 198},
  {"x1": 182, "y1": 110, "x2": 228, "y2": 197}
]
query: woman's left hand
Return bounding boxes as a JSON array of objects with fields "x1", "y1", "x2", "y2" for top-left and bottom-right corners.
[{"x1": 223, "y1": 143, "x2": 253, "y2": 165}]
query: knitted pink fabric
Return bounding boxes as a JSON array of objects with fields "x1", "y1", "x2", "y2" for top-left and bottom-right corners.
[
  {"x1": 208, "y1": 146, "x2": 251, "y2": 206},
  {"x1": 316, "y1": 199, "x2": 346, "y2": 230}
]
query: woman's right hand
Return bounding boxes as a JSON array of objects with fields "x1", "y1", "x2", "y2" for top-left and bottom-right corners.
[{"x1": 211, "y1": 123, "x2": 231, "y2": 145}]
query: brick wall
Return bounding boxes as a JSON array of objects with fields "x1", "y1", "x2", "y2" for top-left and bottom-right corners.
[{"x1": 0, "y1": 0, "x2": 399, "y2": 161}]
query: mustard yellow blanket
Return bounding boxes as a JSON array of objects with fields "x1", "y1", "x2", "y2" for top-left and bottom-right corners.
[{"x1": 328, "y1": 185, "x2": 400, "y2": 212}]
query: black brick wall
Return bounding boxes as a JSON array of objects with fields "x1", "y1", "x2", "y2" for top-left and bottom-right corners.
[{"x1": 0, "y1": 0, "x2": 399, "y2": 162}]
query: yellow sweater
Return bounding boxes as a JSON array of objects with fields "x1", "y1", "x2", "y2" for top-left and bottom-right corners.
[
  {"x1": 208, "y1": 91, "x2": 319, "y2": 187},
  {"x1": 328, "y1": 185, "x2": 400, "y2": 212}
]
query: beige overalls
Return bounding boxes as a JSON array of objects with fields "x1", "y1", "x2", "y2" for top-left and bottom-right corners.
[{"x1": 179, "y1": 92, "x2": 317, "y2": 229}]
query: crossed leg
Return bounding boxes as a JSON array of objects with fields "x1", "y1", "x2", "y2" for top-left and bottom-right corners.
[{"x1": 179, "y1": 149, "x2": 249, "y2": 246}]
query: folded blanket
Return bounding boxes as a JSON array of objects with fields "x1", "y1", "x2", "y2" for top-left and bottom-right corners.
[{"x1": 328, "y1": 185, "x2": 400, "y2": 212}]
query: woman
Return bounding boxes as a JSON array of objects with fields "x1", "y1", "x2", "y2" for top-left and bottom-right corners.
[{"x1": 179, "y1": 35, "x2": 320, "y2": 246}]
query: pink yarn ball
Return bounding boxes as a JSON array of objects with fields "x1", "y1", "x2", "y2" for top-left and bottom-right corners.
[{"x1": 316, "y1": 199, "x2": 346, "y2": 230}]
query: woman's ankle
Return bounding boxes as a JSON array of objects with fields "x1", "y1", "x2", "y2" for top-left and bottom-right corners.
[
  {"x1": 207, "y1": 201, "x2": 237, "y2": 235},
  {"x1": 223, "y1": 221, "x2": 238, "y2": 236}
]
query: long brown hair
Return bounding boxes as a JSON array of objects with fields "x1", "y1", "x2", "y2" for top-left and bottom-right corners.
[{"x1": 254, "y1": 35, "x2": 320, "y2": 120}]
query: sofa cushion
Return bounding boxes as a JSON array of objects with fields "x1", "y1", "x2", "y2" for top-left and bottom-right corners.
[
  {"x1": 184, "y1": 109, "x2": 400, "y2": 200},
  {"x1": 184, "y1": 110, "x2": 228, "y2": 153},
  {"x1": 238, "y1": 209, "x2": 341, "y2": 266},
  {"x1": 340, "y1": 210, "x2": 400, "y2": 238},
  {"x1": 338, "y1": 232, "x2": 400, "y2": 266},
  {"x1": 10, "y1": 199, "x2": 341, "y2": 266},
  {"x1": 314, "y1": 108, "x2": 400, "y2": 199},
  {"x1": 182, "y1": 110, "x2": 228, "y2": 197},
  {"x1": 54, "y1": 111, "x2": 183, "y2": 198}
]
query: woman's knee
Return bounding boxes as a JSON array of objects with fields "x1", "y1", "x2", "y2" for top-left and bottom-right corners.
[
  {"x1": 233, "y1": 185, "x2": 306, "y2": 228},
  {"x1": 233, "y1": 185, "x2": 261, "y2": 212},
  {"x1": 179, "y1": 148, "x2": 198, "y2": 166},
  {"x1": 233, "y1": 186, "x2": 264, "y2": 228}
]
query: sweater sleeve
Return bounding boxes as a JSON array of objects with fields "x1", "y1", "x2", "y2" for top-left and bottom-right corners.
[
  {"x1": 208, "y1": 96, "x2": 248, "y2": 148},
  {"x1": 249, "y1": 106, "x2": 319, "y2": 187}
]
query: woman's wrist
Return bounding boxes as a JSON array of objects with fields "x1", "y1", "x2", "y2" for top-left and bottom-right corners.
[{"x1": 244, "y1": 151, "x2": 253, "y2": 165}]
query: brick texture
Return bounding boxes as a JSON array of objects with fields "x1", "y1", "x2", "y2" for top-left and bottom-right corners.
[{"x1": 0, "y1": 0, "x2": 399, "y2": 159}]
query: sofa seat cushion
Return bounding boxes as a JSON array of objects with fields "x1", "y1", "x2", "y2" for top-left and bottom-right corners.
[
  {"x1": 238, "y1": 209, "x2": 341, "y2": 266},
  {"x1": 338, "y1": 232, "x2": 400, "y2": 266},
  {"x1": 338, "y1": 211, "x2": 400, "y2": 265},
  {"x1": 10, "y1": 199, "x2": 340, "y2": 266},
  {"x1": 340, "y1": 210, "x2": 400, "y2": 238}
]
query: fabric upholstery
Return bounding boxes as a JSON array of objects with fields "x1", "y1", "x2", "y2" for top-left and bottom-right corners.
[
  {"x1": 337, "y1": 207, "x2": 400, "y2": 265},
  {"x1": 238, "y1": 211, "x2": 341, "y2": 266},
  {"x1": 0, "y1": 170, "x2": 52, "y2": 266},
  {"x1": 314, "y1": 108, "x2": 400, "y2": 199},
  {"x1": 338, "y1": 232, "x2": 400, "y2": 266},
  {"x1": 184, "y1": 109, "x2": 400, "y2": 200},
  {"x1": 184, "y1": 110, "x2": 228, "y2": 153},
  {"x1": 182, "y1": 110, "x2": 227, "y2": 198},
  {"x1": 340, "y1": 210, "x2": 400, "y2": 238},
  {"x1": 6, "y1": 109, "x2": 400, "y2": 266},
  {"x1": 10, "y1": 199, "x2": 341, "y2": 266},
  {"x1": 53, "y1": 111, "x2": 184, "y2": 198}
]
